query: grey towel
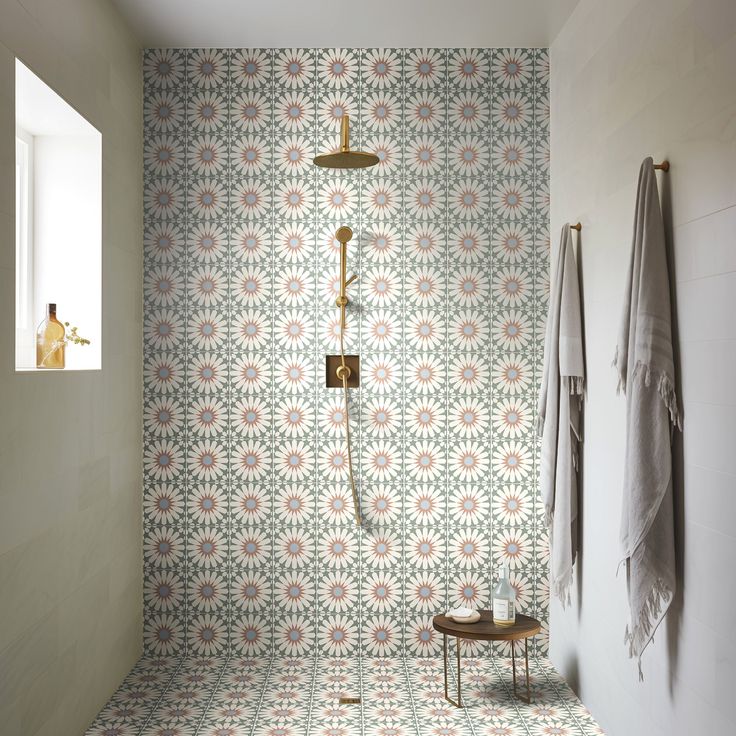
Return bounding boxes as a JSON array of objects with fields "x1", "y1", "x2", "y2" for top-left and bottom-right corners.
[
  {"x1": 538, "y1": 224, "x2": 584, "y2": 606},
  {"x1": 615, "y1": 157, "x2": 681, "y2": 676}
]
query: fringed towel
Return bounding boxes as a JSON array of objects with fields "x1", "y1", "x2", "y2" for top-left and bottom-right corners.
[
  {"x1": 538, "y1": 224, "x2": 584, "y2": 607},
  {"x1": 615, "y1": 157, "x2": 681, "y2": 678}
]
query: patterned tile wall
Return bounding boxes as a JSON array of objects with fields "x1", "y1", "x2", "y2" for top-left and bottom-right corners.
[{"x1": 142, "y1": 48, "x2": 550, "y2": 658}]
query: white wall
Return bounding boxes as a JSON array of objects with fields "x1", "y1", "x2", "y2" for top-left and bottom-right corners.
[
  {"x1": 0, "y1": 1, "x2": 142, "y2": 734},
  {"x1": 549, "y1": 1, "x2": 736, "y2": 735}
]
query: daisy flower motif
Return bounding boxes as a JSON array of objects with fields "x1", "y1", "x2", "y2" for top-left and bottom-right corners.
[
  {"x1": 361, "y1": 397, "x2": 399, "y2": 438},
  {"x1": 449, "y1": 485, "x2": 488, "y2": 524},
  {"x1": 406, "y1": 92, "x2": 444, "y2": 132},
  {"x1": 320, "y1": 615, "x2": 356, "y2": 656},
  {"x1": 449, "y1": 397, "x2": 489, "y2": 439},
  {"x1": 492, "y1": 48, "x2": 532, "y2": 89},
  {"x1": 189, "y1": 222, "x2": 226, "y2": 263},
  {"x1": 492, "y1": 309, "x2": 532, "y2": 350},
  {"x1": 229, "y1": 354, "x2": 268, "y2": 394},
  {"x1": 448, "y1": 225, "x2": 486, "y2": 266},
  {"x1": 145, "y1": 570, "x2": 183, "y2": 613},
  {"x1": 492, "y1": 355, "x2": 532, "y2": 395},
  {"x1": 230, "y1": 396, "x2": 269, "y2": 437},
  {"x1": 144, "y1": 353, "x2": 184, "y2": 394},
  {"x1": 275, "y1": 48, "x2": 314, "y2": 87},
  {"x1": 449, "y1": 91, "x2": 488, "y2": 132},
  {"x1": 361, "y1": 92, "x2": 400, "y2": 131},
  {"x1": 363, "y1": 134, "x2": 401, "y2": 174},
  {"x1": 231, "y1": 179, "x2": 271, "y2": 219},
  {"x1": 493, "y1": 485, "x2": 531, "y2": 525},
  {"x1": 536, "y1": 180, "x2": 551, "y2": 216},
  {"x1": 449, "y1": 441, "x2": 489, "y2": 481},
  {"x1": 363, "y1": 354, "x2": 401, "y2": 394},
  {"x1": 492, "y1": 440, "x2": 532, "y2": 482},
  {"x1": 275, "y1": 309, "x2": 313, "y2": 350},
  {"x1": 362, "y1": 223, "x2": 400, "y2": 263},
  {"x1": 362, "y1": 440, "x2": 400, "y2": 481},
  {"x1": 144, "y1": 439, "x2": 183, "y2": 481},
  {"x1": 145, "y1": 179, "x2": 183, "y2": 220},
  {"x1": 275, "y1": 397, "x2": 314, "y2": 438},
  {"x1": 274, "y1": 354, "x2": 311, "y2": 394},
  {"x1": 189, "y1": 527, "x2": 226, "y2": 568},
  {"x1": 145, "y1": 265, "x2": 183, "y2": 308},
  {"x1": 406, "y1": 398, "x2": 445, "y2": 438},
  {"x1": 276, "y1": 571, "x2": 315, "y2": 612},
  {"x1": 493, "y1": 134, "x2": 532, "y2": 175},
  {"x1": 406, "y1": 49, "x2": 445, "y2": 87},
  {"x1": 275, "y1": 135, "x2": 314, "y2": 175},
  {"x1": 450, "y1": 48, "x2": 488, "y2": 88},
  {"x1": 275, "y1": 440, "x2": 315, "y2": 481},
  {"x1": 449, "y1": 355, "x2": 488, "y2": 393},
  {"x1": 494, "y1": 529, "x2": 532, "y2": 569},
  {"x1": 492, "y1": 397, "x2": 532, "y2": 439},
  {"x1": 144, "y1": 527, "x2": 183, "y2": 567},
  {"x1": 319, "y1": 440, "x2": 350, "y2": 481},
  {"x1": 405, "y1": 134, "x2": 445, "y2": 175},
  {"x1": 320, "y1": 485, "x2": 353, "y2": 524},
  {"x1": 535, "y1": 138, "x2": 551, "y2": 174},
  {"x1": 406, "y1": 354, "x2": 445, "y2": 394},
  {"x1": 449, "y1": 311, "x2": 488, "y2": 350},
  {"x1": 450, "y1": 531, "x2": 488, "y2": 569},
  {"x1": 319, "y1": 572, "x2": 357, "y2": 613},
  {"x1": 407, "y1": 617, "x2": 441, "y2": 656},
  {"x1": 406, "y1": 223, "x2": 443, "y2": 263},
  {"x1": 363, "y1": 179, "x2": 401, "y2": 220},
  {"x1": 275, "y1": 179, "x2": 312, "y2": 219},
  {"x1": 450, "y1": 572, "x2": 488, "y2": 610},
  {"x1": 364, "y1": 310, "x2": 401, "y2": 350},
  {"x1": 451, "y1": 267, "x2": 489, "y2": 306},
  {"x1": 144, "y1": 483, "x2": 182, "y2": 524},
  {"x1": 188, "y1": 484, "x2": 225, "y2": 524},
  {"x1": 405, "y1": 485, "x2": 443, "y2": 525},
  {"x1": 187, "y1": 309, "x2": 225, "y2": 350},
  {"x1": 231, "y1": 48, "x2": 270, "y2": 87},
  {"x1": 188, "y1": 396, "x2": 226, "y2": 437},
  {"x1": 145, "y1": 614, "x2": 182, "y2": 655},
  {"x1": 144, "y1": 49, "x2": 184, "y2": 88},
  {"x1": 449, "y1": 180, "x2": 489, "y2": 219},
  {"x1": 407, "y1": 529, "x2": 445, "y2": 568},
  {"x1": 407, "y1": 267, "x2": 443, "y2": 307},
  {"x1": 233, "y1": 440, "x2": 271, "y2": 481},
  {"x1": 318, "y1": 396, "x2": 350, "y2": 439},
  {"x1": 232, "y1": 570, "x2": 269, "y2": 613},
  {"x1": 492, "y1": 223, "x2": 531, "y2": 264},
  {"x1": 276, "y1": 223, "x2": 314, "y2": 263},
  {"x1": 274, "y1": 484, "x2": 311, "y2": 524},
  {"x1": 405, "y1": 310, "x2": 443, "y2": 350},
  {"x1": 318, "y1": 92, "x2": 356, "y2": 135},
  {"x1": 233, "y1": 527, "x2": 271, "y2": 568},
  {"x1": 187, "y1": 439, "x2": 225, "y2": 481},
  {"x1": 188, "y1": 266, "x2": 226, "y2": 307},
  {"x1": 145, "y1": 222, "x2": 183, "y2": 263},
  {"x1": 144, "y1": 92, "x2": 183, "y2": 132},
  {"x1": 232, "y1": 310, "x2": 270, "y2": 350},
  {"x1": 449, "y1": 135, "x2": 489, "y2": 175},
  {"x1": 233, "y1": 485, "x2": 270, "y2": 524},
  {"x1": 319, "y1": 179, "x2": 357, "y2": 218},
  {"x1": 186, "y1": 135, "x2": 226, "y2": 176},
  {"x1": 320, "y1": 529, "x2": 358, "y2": 569},
  {"x1": 277, "y1": 615, "x2": 315, "y2": 656},
  {"x1": 406, "y1": 179, "x2": 445, "y2": 220},
  {"x1": 232, "y1": 266, "x2": 269, "y2": 307},
  {"x1": 232, "y1": 614, "x2": 270, "y2": 655},
  {"x1": 231, "y1": 91, "x2": 270, "y2": 132},
  {"x1": 190, "y1": 570, "x2": 225, "y2": 613},
  {"x1": 493, "y1": 92, "x2": 531, "y2": 132},
  {"x1": 145, "y1": 134, "x2": 183, "y2": 175},
  {"x1": 276, "y1": 91, "x2": 315, "y2": 132},
  {"x1": 188, "y1": 92, "x2": 225, "y2": 132},
  {"x1": 493, "y1": 180, "x2": 532, "y2": 220},
  {"x1": 406, "y1": 440, "x2": 445, "y2": 482},
  {"x1": 188, "y1": 49, "x2": 226, "y2": 88},
  {"x1": 536, "y1": 94, "x2": 550, "y2": 130},
  {"x1": 364, "y1": 486, "x2": 400, "y2": 524},
  {"x1": 364, "y1": 530, "x2": 401, "y2": 570},
  {"x1": 362, "y1": 49, "x2": 400, "y2": 88},
  {"x1": 231, "y1": 135, "x2": 270, "y2": 176},
  {"x1": 362, "y1": 266, "x2": 399, "y2": 307},
  {"x1": 406, "y1": 571, "x2": 443, "y2": 612},
  {"x1": 361, "y1": 571, "x2": 399, "y2": 612},
  {"x1": 189, "y1": 179, "x2": 226, "y2": 219},
  {"x1": 319, "y1": 48, "x2": 357, "y2": 88}
]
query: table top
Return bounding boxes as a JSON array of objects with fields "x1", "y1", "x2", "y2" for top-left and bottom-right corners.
[{"x1": 432, "y1": 610, "x2": 541, "y2": 641}]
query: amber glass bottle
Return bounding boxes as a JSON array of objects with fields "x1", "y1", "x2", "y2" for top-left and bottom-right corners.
[{"x1": 36, "y1": 303, "x2": 65, "y2": 369}]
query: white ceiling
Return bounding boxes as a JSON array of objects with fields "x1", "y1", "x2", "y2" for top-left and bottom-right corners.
[{"x1": 112, "y1": 0, "x2": 579, "y2": 48}]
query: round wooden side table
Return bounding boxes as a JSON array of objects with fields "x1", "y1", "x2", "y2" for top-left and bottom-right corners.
[{"x1": 432, "y1": 610, "x2": 541, "y2": 707}]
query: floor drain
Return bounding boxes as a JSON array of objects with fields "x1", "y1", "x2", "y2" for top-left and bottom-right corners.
[{"x1": 339, "y1": 697, "x2": 361, "y2": 705}]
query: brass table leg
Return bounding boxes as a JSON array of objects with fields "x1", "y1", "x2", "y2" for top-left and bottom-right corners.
[
  {"x1": 443, "y1": 634, "x2": 462, "y2": 707},
  {"x1": 511, "y1": 637, "x2": 531, "y2": 703}
]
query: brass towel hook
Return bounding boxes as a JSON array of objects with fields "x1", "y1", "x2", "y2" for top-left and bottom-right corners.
[
  {"x1": 570, "y1": 222, "x2": 582, "y2": 231},
  {"x1": 653, "y1": 161, "x2": 670, "y2": 171}
]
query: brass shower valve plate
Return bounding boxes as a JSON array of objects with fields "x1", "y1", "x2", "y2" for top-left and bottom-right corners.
[{"x1": 326, "y1": 355, "x2": 360, "y2": 388}]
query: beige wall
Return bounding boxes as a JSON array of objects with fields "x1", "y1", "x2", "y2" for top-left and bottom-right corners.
[
  {"x1": 0, "y1": 1, "x2": 142, "y2": 734},
  {"x1": 550, "y1": 0, "x2": 736, "y2": 734}
]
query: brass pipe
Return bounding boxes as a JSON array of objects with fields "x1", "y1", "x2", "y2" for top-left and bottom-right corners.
[{"x1": 340, "y1": 115, "x2": 350, "y2": 152}]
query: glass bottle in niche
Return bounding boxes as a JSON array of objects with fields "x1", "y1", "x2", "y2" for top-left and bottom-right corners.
[
  {"x1": 36, "y1": 303, "x2": 65, "y2": 369},
  {"x1": 492, "y1": 564, "x2": 517, "y2": 627}
]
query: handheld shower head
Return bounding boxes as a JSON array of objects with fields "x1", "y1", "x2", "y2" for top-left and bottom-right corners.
[{"x1": 313, "y1": 116, "x2": 380, "y2": 169}]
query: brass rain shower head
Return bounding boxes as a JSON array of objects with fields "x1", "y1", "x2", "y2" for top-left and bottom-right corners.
[{"x1": 313, "y1": 115, "x2": 380, "y2": 169}]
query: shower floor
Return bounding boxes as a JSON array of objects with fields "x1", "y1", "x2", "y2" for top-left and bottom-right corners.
[{"x1": 85, "y1": 655, "x2": 604, "y2": 736}]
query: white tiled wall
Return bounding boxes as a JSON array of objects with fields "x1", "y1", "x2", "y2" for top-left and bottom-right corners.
[
  {"x1": 550, "y1": 1, "x2": 736, "y2": 734},
  {"x1": 0, "y1": 2, "x2": 142, "y2": 735}
]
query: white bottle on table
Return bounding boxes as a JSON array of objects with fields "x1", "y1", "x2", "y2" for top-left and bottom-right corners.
[{"x1": 492, "y1": 564, "x2": 516, "y2": 627}]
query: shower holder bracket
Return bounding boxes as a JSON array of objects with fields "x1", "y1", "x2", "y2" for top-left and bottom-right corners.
[{"x1": 326, "y1": 355, "x2": 360, "y2": 388}]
